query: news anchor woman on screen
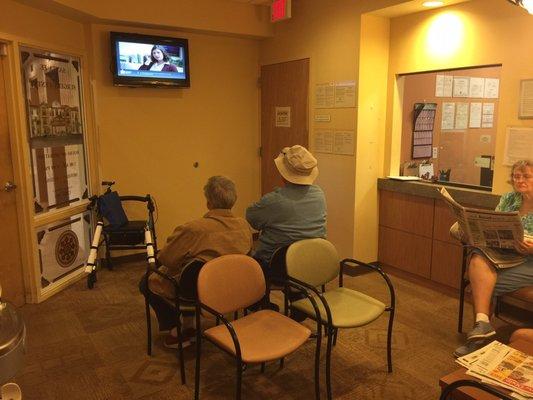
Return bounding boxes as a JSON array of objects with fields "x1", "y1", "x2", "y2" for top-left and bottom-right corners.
[{"x1": 138, "y1": 45, "x2": 178, "y2": 72}]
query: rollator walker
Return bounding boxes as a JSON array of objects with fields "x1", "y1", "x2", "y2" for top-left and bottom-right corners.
[{"x1": 85, "y1": 181, "x2": 157, "y2": 288}]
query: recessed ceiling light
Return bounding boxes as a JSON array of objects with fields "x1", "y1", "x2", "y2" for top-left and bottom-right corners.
[{"x1": 423, "y1": 1, "x2": 444, "y2": 7}]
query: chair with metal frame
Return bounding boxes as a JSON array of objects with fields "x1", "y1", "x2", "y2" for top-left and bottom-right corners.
[
  {"x1": 440, "y1": 379, "x2": 514, "y2": 400},
  {"x1": 143, "y1": 228, "x2": 204, "y2": 384},
  {"x1": 285, "y1": 238, "x2": 396, "y2": 400},
  {"x1": 453, "y1": 227, "x2": 533, "y2": 333},
  {"x1": 194, "y1": 254, "x2": 323, "y2": 400}
]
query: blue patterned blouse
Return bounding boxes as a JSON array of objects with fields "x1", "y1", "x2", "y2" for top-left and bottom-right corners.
[{"x1": 495, "y1": 192, "x2": 533, "y2": 236}]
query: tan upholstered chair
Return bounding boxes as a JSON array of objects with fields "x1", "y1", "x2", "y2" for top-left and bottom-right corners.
[
  {"x1": 285, "y1": 239, "x2": 395, "y2": 400},
  {"x1": 194, "y1": 254, "x2": 322, "y2": 400}
]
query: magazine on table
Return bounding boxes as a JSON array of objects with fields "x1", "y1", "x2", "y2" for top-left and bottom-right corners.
[{"x1": 456, "y1": 340, "x2": 533, "y2": 398}]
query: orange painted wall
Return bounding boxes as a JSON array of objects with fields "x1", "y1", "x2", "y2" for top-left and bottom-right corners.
[
  {"x1": 387, "y1": 0, "x2": 533, "y2": 194},
  {"x1": 89, "y1": 24, "x2": 261, "y2": 243}
]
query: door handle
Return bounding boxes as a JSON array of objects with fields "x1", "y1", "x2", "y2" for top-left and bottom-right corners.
[{"x1": 4, "y1": 181, "x2": 17, "y2": 192}]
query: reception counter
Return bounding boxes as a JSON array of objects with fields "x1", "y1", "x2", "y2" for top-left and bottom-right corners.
[{"x1": 377, "y1": 178, "x2": 499, "y2": 292}]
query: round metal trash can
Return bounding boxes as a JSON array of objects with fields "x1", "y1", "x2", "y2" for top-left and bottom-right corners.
[{"x1": 0, "y1": 301, "x2": 25, "y2": 384}]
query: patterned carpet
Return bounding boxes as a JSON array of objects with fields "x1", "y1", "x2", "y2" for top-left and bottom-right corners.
[{"x1": 14, "y1": 257, "x2": 481, "y2": 399}]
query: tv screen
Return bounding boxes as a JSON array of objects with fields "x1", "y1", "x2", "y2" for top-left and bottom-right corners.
[{"x1": 110, "y1": 32, "x2": 190, "y2": 88}]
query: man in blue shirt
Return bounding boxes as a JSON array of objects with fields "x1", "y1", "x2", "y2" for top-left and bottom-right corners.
[{"x1": 246, "y1": 145, "x2": 327, "y2": 272}]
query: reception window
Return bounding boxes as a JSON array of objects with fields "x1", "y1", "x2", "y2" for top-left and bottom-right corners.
[{"x1": 399, "y1": 65, "x2": 501, "y2": 189}]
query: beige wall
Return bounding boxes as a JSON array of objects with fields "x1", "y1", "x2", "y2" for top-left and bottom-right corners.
[
  {"x1": 0, "y1": 0, "x2": 86, "y2": 50},
  {"x1": 258, "y1": 0, "x2": 400, "y2": 261},
  {"x1": 259, "y1": 0, "x2": 363, "y2": 260},
  {"x1": 47, "y1": 0, "x2": 273, "y2": 38},
  {"x1": 386, "y1": 0, "x2": 533, "y2": 194},
  {"x1": 355, "y1": 15, "x2": 390, "y2": 262},
  {"x1": 90, "y1": 24, "x2": 261, "y2": 243}
]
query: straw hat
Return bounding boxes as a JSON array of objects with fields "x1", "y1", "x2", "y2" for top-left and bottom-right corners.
[{"x1": 274, "y1": 145, "x2": 319, "y2": 185}]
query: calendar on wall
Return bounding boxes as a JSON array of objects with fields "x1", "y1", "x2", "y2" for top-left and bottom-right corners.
[{"x1": 412, "y1": 103, "x2": 437, "y2": 159}]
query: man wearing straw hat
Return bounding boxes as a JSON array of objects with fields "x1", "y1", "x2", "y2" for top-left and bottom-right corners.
[{"x1": 246, "y1": 145, "x2": 327, "y2": 272}]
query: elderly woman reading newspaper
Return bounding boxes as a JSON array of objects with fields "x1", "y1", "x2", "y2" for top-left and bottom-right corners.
[{"x1": 454, "y1": 159, "x2": 533, "y2": 357}]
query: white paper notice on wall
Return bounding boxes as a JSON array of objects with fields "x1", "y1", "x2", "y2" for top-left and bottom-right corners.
[
  {"x1": 469, "y1": 102, "x2": 482, "y2": 128},
  {"x1": 314, "y1": 114, "x2": 331, "y2": 122},
  {"x1": 455, "y1": 103, "x2": 469, "y2": 130},
  {"x1": 503, "y1": 126, "x2": 533, "y2": 166},
  {"x1": 453, "y1": 76, "x2": 470, "y2": 97},
  {"x1": 484, "y1": 78, "x2": 500, "y2": 99},
  {"x1": 333, "y1": 130, "x2": 354, "y2": 155},
  {"x1": 314, "y1": 130, "x2": 334, "y2": 153},
  {"x1": 275, "y1": 106, "x2": 291, "y2": 127},
  {"x1": 441, "y1": 102, "x2": 456, "y2": 130},
  {"x1": 482, "y1": 103, "x2": 495, "y2": 128},
  {"x1": 469, "y1": 77, "x2": 485, "y2": 98},
  {"x1": 519, "y1": 79, "x2": 533, "y2": 118},
  {"x1": 334, "y1": 81, "x2": 356, "y2": 108},
  {"x1": 315, "y1": 82, "x2": 335, "y2": 108},
  {"x1": 474, "y1": 156, "x2": 491, "y2": 168},
  {"x1": 435, "y1": 75, "x2": 453, "y2": 97},
  {"x1": 480, "y1": 134, "x2": 492, "y2": 144}
]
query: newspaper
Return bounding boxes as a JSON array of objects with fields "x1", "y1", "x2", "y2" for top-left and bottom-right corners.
[
  {"x1": 440, "y1": 187, "x2": 524, "y2": 249},
  {"x1": 456, "y1": 341, "x2": 533, "y2": 398}
]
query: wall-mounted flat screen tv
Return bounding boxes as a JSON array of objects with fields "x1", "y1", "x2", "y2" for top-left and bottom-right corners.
[{"x1": 110, "y1": 31, "x2": 190, "y2": 88}]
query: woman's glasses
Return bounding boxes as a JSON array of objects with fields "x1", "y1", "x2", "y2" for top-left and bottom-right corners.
[{"x1": 512, "y1": 173, "x2": 533, "y2": 181}]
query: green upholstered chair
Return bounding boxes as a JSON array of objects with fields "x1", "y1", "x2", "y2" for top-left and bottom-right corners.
[{"x1": 285, "y1": 238, "x2": 396, "y2": 400}]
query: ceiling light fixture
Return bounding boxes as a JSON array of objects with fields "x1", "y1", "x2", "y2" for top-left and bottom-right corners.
[
  {"x1": 507, "y1": 0, "x2": 533, "y2": 14},
  {"x1": 423, "y1": 1, "x2": 444, "y2": 7}
]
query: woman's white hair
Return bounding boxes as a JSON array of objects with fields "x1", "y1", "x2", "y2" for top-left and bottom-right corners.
[{"x1": 203, "y1": 176, "x2": 237, "y2": 209}]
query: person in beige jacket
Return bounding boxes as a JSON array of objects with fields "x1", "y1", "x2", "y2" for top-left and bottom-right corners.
[{"x1": 140, "y1": 175, "x2": 253, "y2": 348}]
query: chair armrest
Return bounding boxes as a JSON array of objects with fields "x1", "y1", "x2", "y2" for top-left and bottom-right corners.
[
  {"x1": 288, "y1": 276, "x2": 334, "y2": 327},
  {"x1": 340, "y1": 258, "x2": 396, "y2": 311},
  {"x1": 145, "y1": 264, "x2": 180, "y2": 301},
  {"x1": 197, "y1": 302, "x2": 242, "y2": 359},
  {"x1": 284, "y1": 280, "x2": 323, "y2": 335}
]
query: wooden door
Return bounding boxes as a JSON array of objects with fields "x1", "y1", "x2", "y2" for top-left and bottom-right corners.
[
  {"x1": 0, "y1": 54, "x2": 26, "y2": 305},
  {"x1": 260, "y1": 59, "x2": 309, "y2": 194}
]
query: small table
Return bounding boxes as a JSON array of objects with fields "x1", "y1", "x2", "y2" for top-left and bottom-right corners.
[{"x1": 439, "y1": 340, "x2": 532, "y2": 400}]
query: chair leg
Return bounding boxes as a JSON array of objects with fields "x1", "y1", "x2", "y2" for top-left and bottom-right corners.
[
  {"x1": 458, "y1": 248, "x2": 468, "y2": 333},
  {"x1": 236, "y1": 358, "x2": 243, "y2": 400},
  {"x1": 325, "y1": 326, "x2": 333, "y2": 400},
  {"x1": 145, "y1": 294, "x2": 152, "y2": 356},
  {"x1": 332, "y1": 328, "x2": 338, "y2": 346},
  {"x1": 261, "y1": 362, "x2": 266, "y2": 373},
  {"x1": 458, "y1": 280, "x2": 467, "y2": 333},
  {"x1": 176, "y1": 314, "x2": 186, "y2": 384},
  {"x1": 279, "y1": 357, "x2": 284, "y2": 369},
  {"x1": 314, "y1": 325, "x2": 322, "y2": 400},
  {"x1": 194, "y1": 325, "x2": 202, "y2": 400},
  {"x1": 386, "y1": 310, "x2": 394, "y2": 373}
]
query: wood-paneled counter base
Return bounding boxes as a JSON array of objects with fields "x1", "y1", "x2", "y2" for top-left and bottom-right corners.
[{"x1": 378, "y1": 179, "x2": 499, "y2": 294}]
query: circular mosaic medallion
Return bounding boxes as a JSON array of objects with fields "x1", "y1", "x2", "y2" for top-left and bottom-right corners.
[{"x1": 55, "y1": 230, "x2": 79, "y2": 268}]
